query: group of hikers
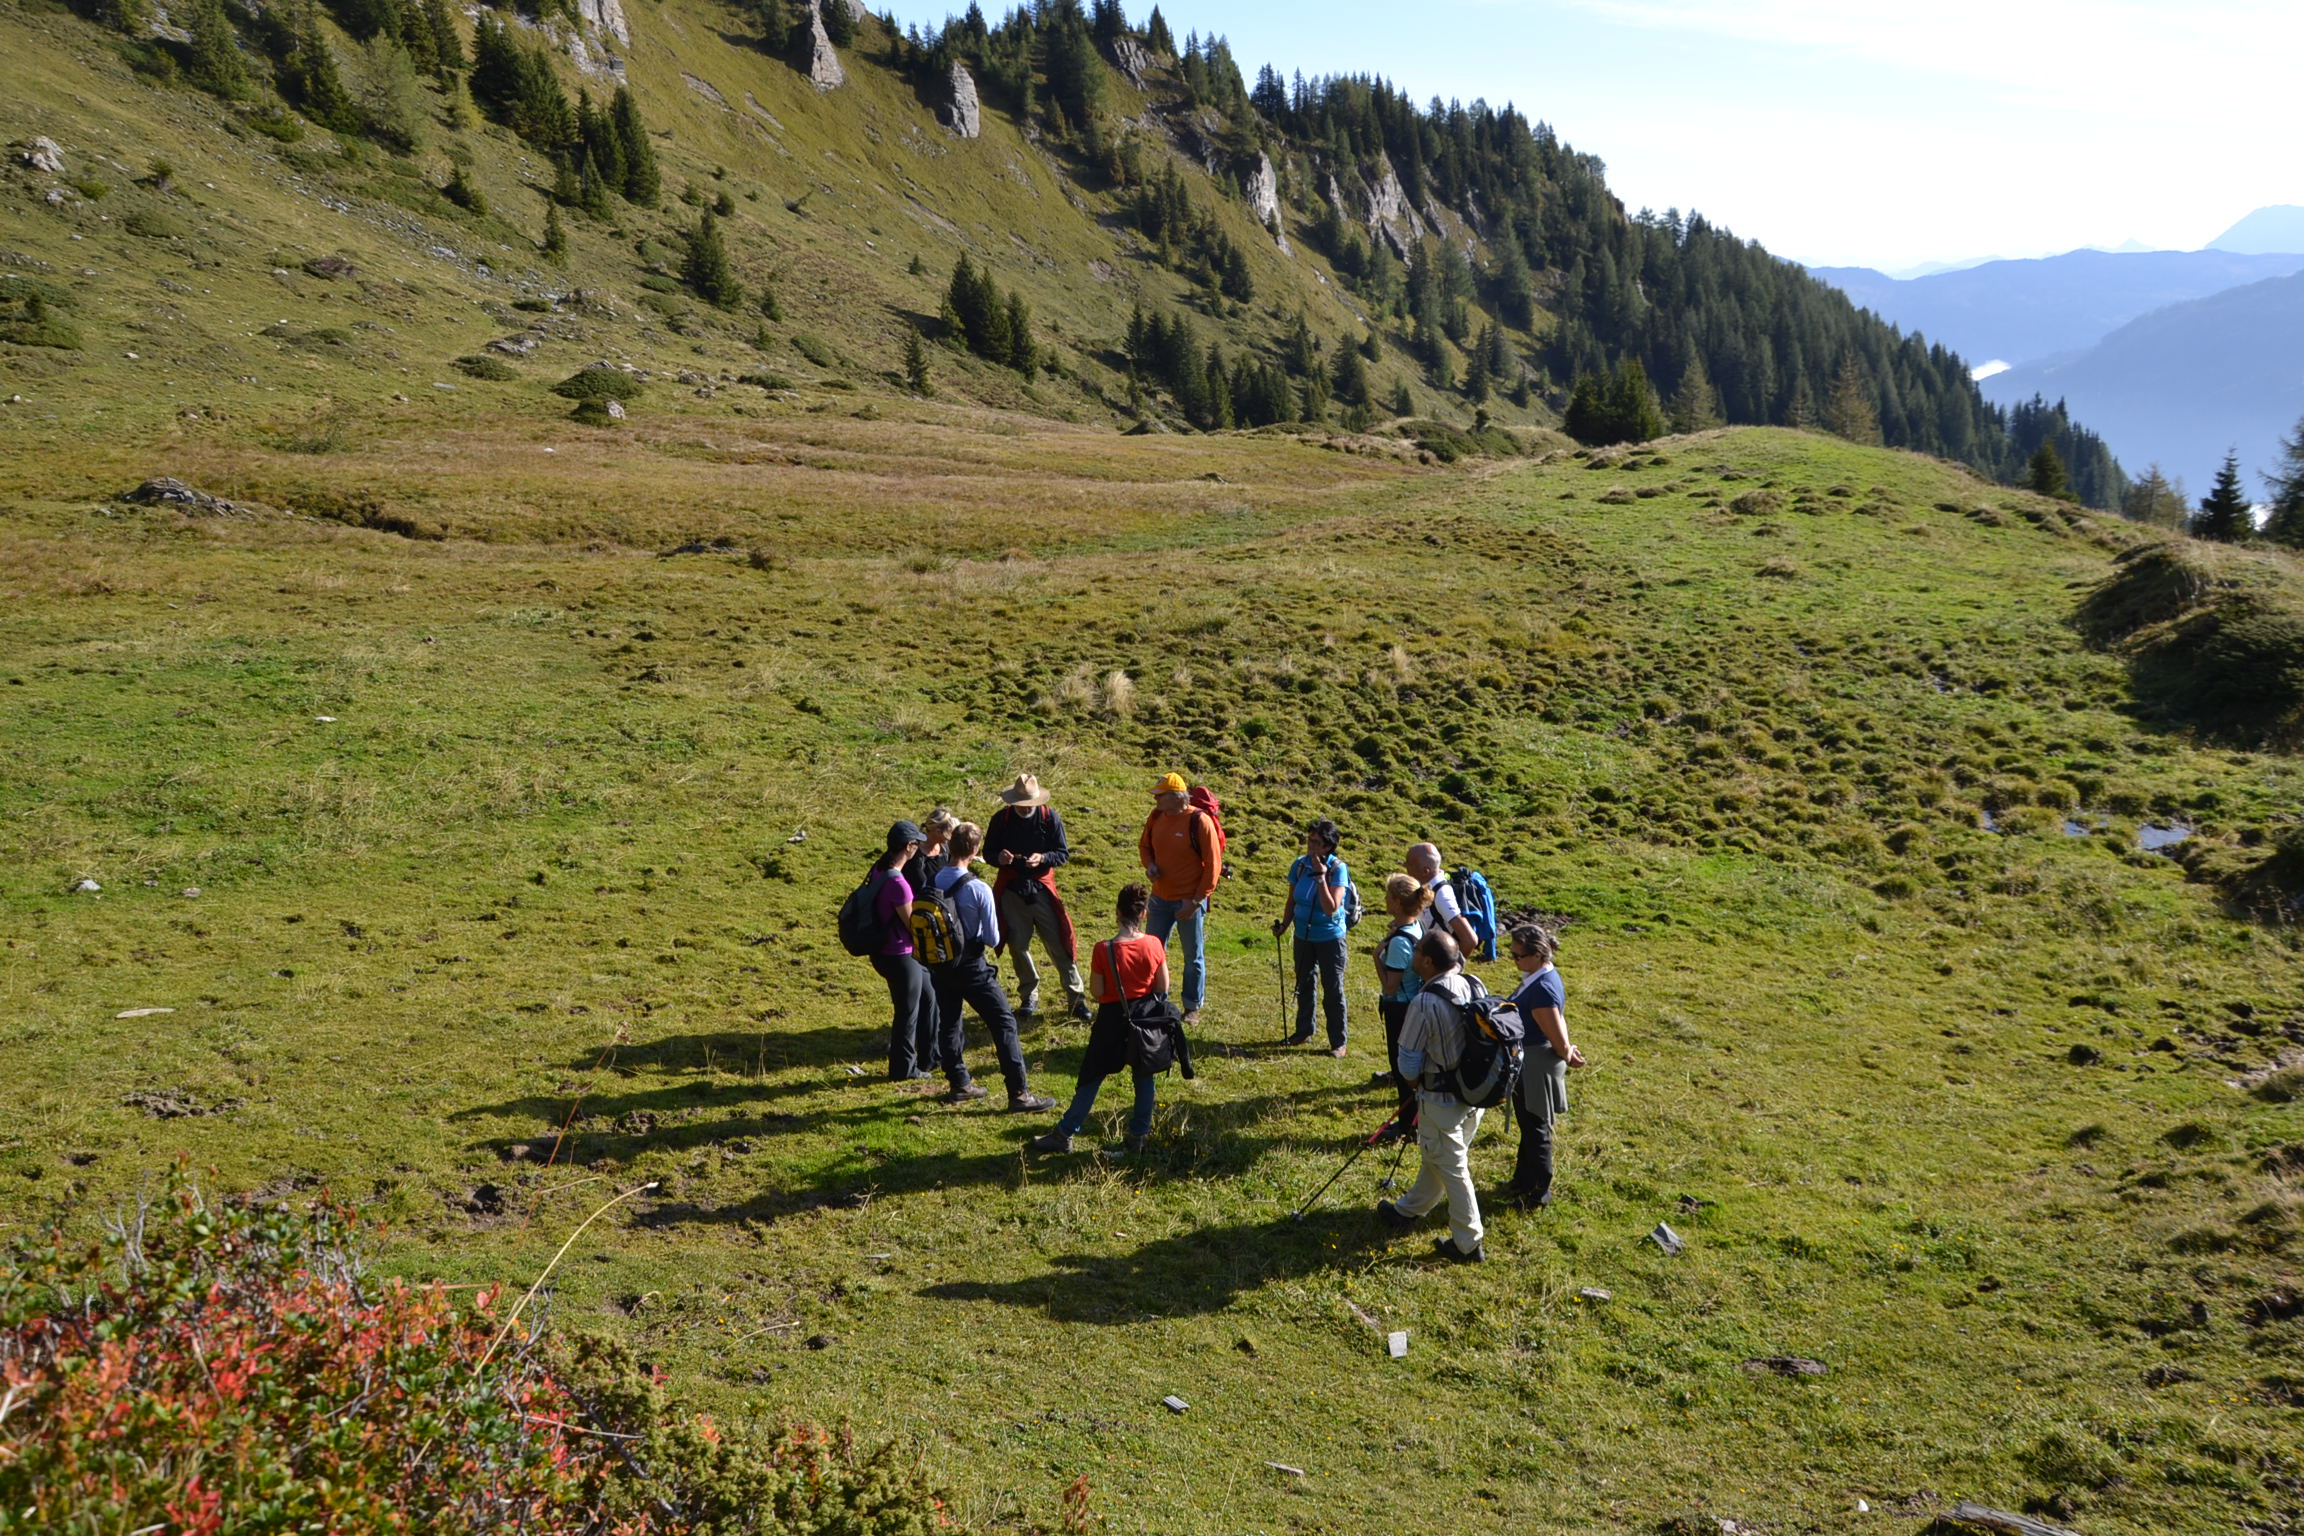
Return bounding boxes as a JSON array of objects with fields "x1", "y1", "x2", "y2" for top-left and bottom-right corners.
[{"x1": 839, "y1": 771, "x2": 1587, "y2": 1262}]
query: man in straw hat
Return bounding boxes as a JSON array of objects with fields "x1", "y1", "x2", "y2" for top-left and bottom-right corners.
[{"x1": 983, "y1": 773, "x2": 1090, "y2": 1022}]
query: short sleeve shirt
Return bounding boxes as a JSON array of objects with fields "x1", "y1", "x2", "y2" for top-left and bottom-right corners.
[
  {"x1": 875, "y1": 870, "x2": 915, "y2": 956},
  {"x1": 1427, "y1": 877, "x2": 1465, "y2": 939},
  {"x1": 1289, "y1": 855, "x2": 1349, "y2": 943},
  {"x1": 1091, "y1": 934, "x2": 1164, "y2": 1001},
  {"x1": 1378, "y1": 919, "x2": 1425, "y2": 1002},
  {"x1": 1510, "y1": 964, "x2": 1565, "y2": 1018}
]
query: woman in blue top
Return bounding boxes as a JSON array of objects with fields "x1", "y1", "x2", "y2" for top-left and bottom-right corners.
[
  {"x1": 1271, "y1": 818, "x2": 1350, "y2": 1055},
  {"x1": 1502, "y1": 922, "x2": 1586, "y2": 1208},
  {"x1": 1370, "y1": 871, "x2": 1429, "y2": 1139}
]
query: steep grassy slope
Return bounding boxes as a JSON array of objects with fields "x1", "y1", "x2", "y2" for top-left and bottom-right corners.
[{"x1": 2, "y1": 402, "x2": 2299, "y2": 1532}]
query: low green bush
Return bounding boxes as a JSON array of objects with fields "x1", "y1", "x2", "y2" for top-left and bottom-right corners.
[
  {"x1": 455, "y1": 355, "x2": 520, "y2": 381},
  {"x1": 790, "y1": 331, "x2": 836, "y2": 367},
  {"x1": 552, "y1": 368, "x2": 645, "y2": 402}
]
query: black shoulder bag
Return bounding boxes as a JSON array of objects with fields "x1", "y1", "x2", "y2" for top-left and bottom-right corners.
[{"x1": 1103, "y1": 939, "x2": 1194, "y2": 1079}]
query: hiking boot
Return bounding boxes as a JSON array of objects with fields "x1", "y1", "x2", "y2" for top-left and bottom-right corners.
[
  {"x1": 1007, "y1": 1091, "x2": 1056, "y2": 1113},
  {"x1": 1368, "y1": 1070, "x2": 1395, "y2": 1086},
  {"x1": 1284, "y1": 1030, "x2": 1314, "y2": 1047},
  {"x1": 1434, "y1": 1236, "x2": 1486, "y2": 1264},
  {"x1": 1017, "y1": 995, "x2": 1041, "y2": 1018},
  {"x1": 1108, "y1": 1133, "x2": 1148, "y2": 1156},
  {"x1": 1067, "y1": 998, "x2": 1093, "y2": 1023},
  {"x1": 940, "y1": 1083, "x2": 988, "y2": 1105},
  {"x1": 1026, "y1": 1130, "x2": 1073, "y2": 1154},
  {"x1": 1376, "y1": 1199, "x2": 1416, "y2": 1231},
  {"x1": 1327, "y1": 1045, "x2": 1348, "y2": 1058},
  {"x1": 1182, "y1": 1009, "x2": 1202, "y2": 1028}
]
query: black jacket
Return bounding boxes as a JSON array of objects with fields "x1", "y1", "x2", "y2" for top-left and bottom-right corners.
[{"x1": 983, "y1": 805, "x2": 1070, "y2": 880}]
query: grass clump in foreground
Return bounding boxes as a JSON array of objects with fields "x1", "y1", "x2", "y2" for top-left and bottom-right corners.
[{"x1": 0, "y1": 419, "x2": 2300, "y2": 1534}]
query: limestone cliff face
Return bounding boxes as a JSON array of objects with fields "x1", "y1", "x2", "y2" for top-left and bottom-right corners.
[
  {"x1": 941, "y1": 62, "x2": 981, "y2": 138},
  {"x1": 1246, "y1": 152, "x2": 1289, "y2": 254},
  {"x1": 576, "y1": 0, "x2": 628, "y2": 47},
  {"x1": 807, "y1": 0, "x2": 845, "y2": 90}
]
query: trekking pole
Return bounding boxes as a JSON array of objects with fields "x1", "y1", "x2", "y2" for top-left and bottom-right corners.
[
  {"x1": 1288, "y1": 1115, "x2": 1397, "y2": 1222},
  {"x1": 1274, "y1": 932, "x2": 1289, "y2": 1042},
  {"x1": 1375, "y1": 1130, "x2": 1412, "y2": 1192}
]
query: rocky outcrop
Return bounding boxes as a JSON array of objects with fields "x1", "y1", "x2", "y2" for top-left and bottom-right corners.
[
  {"x1": 20, "y1": 137, "x2": 63, "y2": 176},
  {"x1": 125, "y1": 477, "x2": 243, "y2": 515},
  {"x1": 940, "y1": 62, "x2": 981, "y2": 138},
  {"x1": 807, "y1": 0, "x2": 844, "y2": 90},
  {"x1": 1326, "y1": 154, "x2": 1425, "y2": 260},
  {"x1": 1245, "y1": 151, "x2": 1288, "y2": 253},
  {"x1": 575, "y1": 0, "x2": 628, "y2": 47},
  {"x1": 1109, "y1": 34, "x2": 1151, "y2": 88}
]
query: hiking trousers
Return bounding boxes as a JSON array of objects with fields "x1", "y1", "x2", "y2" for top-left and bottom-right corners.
[
  {"x1": 1146, "y1": 895, "x2": 1207, "y2": 1013},
  {"x1": 873, "y1": 953, "x2": 938, "y2": 1079},
  {"x1": 1513, "y1": 1043, "x2": 1568, "y2": 1200},
  {"x1": 1379, "y1": 998, "x2": 1419, "y2": 1135},
  {"x1": 1292, "y1": 935, "x2": 1347, "y2": 1046},
  {"x1": 1396, "y1": 1092, "x2": 1484, "y2": 1254},
  {"x1": 931, "y1": 953, "x2": 1030, "y2": 1098},
  {"x1": 998, "y1": 885, "x2": 1084, "y2": 1013}
]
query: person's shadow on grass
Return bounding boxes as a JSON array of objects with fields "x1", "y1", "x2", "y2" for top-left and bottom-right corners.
[{"x1": 919, "y1": 1208, "x2": 1386, "y2": 1322}]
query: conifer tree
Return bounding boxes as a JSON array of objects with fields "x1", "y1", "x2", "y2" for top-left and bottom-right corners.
[
  {"x1": 283, "y1": 4, "x2": 361, "y2": 135},
  {"x1": 610, "y1": 86, "x2": 659, "y2": 204},
  {"x1": 757, "y1": 0, "x2": 792, "y2": 51},
  {"x1": 902, "y1": 326, "x2": 932, "y2": 394},
  {"x1": 2121, "y1": 464, "x2": 2187, "y2": 529},
  {"x1": 1330, "y1": 340, "x2": 1368, "y2": 406},
  {"x1": 1004, "y1": 291, "x2": 1036, "y2": 378},
  {"x1": 1667, "y1": 355, "x2": 1722, "y2": 433},
  {"x1": 1823, "y1": 357, "x2": 1880, "y2": 445},
  {"x1": 819, "y1": 0, "x2": 854, "y2": 47},
  {"x1": 541, "y1": 200, "x2": 568, "y2": 263},
  {"x1": 2260, "y1": 418, "x2": 2304, "y2": 549},
  {"x1": 2192, "y1": 451, "x2": 2251, "y2": 542},
  {"x1": 185, "y1": 0, "x2": 253, "y2": 99},
  {"x1": 1144, "y1": 5, "x2": 1173, "y2": 56},
  {"x1": 684, "y1": 211, "x2": 743, "y2": 309},
  {"x1": 1389, "y1": 378, "x2": 1413, "y2": 418},
  {"x1": 577, "y1": 147, "x2": 613, "y2": 219},
  {"x1": 422, "y1": 0, "x2": 462, "y2": 76},
  {"x1": 2026, "y1": 442, "x2": 2069, "y2": 499}
]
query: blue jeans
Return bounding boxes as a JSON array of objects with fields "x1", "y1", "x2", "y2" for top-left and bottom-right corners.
[
  {"x1": 1054, "y1": 1064, "x2": 1157, "y2": 1141},
  {"x1": 1145, "y1": 895, "x2": 1206, "y2": 1012}
]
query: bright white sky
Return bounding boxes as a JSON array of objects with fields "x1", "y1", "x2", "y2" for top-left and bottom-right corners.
[{"x1": 874, "y1": 0, "x2": 2303, "y2": 272}]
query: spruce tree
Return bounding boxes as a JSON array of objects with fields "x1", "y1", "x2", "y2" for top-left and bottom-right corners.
[
  {"x1": 185, "y1": 0, "x2": 253, "y2": 99},
  {"x1": 1003, "y1": 291, "x2": 1035, "y2": 377},
  {"x1": 610, "y1": 86, "x2": 659, "y2": 205},
  {"x1": 1331, "y1": 341, "x2": 1368, "y2": 406},
  {"x1": 757, "y1": 0, "x2": 792, "y2": 51},
  {"x1": 683, "y1": 211, "x2": 743, "y2": 309},
  {"x1": 286, "y1": 6, "x2": 361, "y2": 136},
  {"x1": 422, "y1": 0, "x2": 462, "y2": 76},
  {"x1": 2192, "y1": 451, "x2": 2251, "y2": 542},
  {"x1": 577, "y1": 147, "x2": 613, "y2": 219},
  {"x1": 2260, "y1": 418, "x2": 2304, "y2": 549},
  {"x1": 819, "y1": 0, "x2": 854, "y2": 47},
  {"x1": 902, "y1": 326, "x2": 932, "y2": 395},
  {"x1": 2025, "y1": 442, "x2": 2069, "y2": 499},
  {"x1": 541, "y1": 200, "x2": 568, "y2": 263},
  {"x1": 1389, "y1": 378, "x2": 1413, "y2": 418},
  {"x1": 1823, "y1": 358, "x2": 1880, "y2": 445},
  {"x1": 1145, "y1": 5, "x2": 1173, "y2": 56}
]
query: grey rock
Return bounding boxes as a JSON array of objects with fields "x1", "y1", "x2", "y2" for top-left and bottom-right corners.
[
  {"x1": 604, "y1": 398, "x2": 626, "y2": 420},
  {"x1": 807, "y1": 1, "x2": 845, "y2": 90},
  {"x1": 1109, "y1": 34, "x2": 1150, "y2": 87},
  {"x1": 940, "y1": 62, "x2": 981, "y2": 138},
  {"x1": 125, "y1": 477, "x2": 238, "y2": 515},
  {"x1": 72, "y1": 878, "x2": 101, "y2": 893},
  {"x1": 1160, "y1": 1394, "x2": 1189, "y2": 1413},
  {"x1": 576, "y1": 0, "x2": 628, "y2": 45},
  {"x1": 1739, "y1": 1356, "x2": 1828, "y2": 1377},
  {"x1": 23, "y1": 136, "x2": 63, "y2": 175},
  {"x1": 487, "y1": 335, "x2": 539, "y2": 357},
  {"x1": 1646, "y1": 1221, "x2": 1685, "y2": 1256},
  {"x1": 45, "y1": 187, "x2": 67, "y2": 206},
  {"x1": 1245, "y1": 152, "x2": 1288, "y2": 252}
]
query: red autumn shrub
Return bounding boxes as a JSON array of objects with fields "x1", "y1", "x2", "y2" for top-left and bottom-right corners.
[{"x1": 0, "y1": 1165, "x2": 961, "y2": 1535}]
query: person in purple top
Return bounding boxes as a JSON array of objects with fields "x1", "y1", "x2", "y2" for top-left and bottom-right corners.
[{"x1": 870, "y1": 820, "x2": 939, "y2": 1081}]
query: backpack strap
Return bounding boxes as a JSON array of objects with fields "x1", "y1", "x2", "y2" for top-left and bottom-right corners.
[{"x1": 1101, "y1": 939, "x2": 1134, "y2": 1005}]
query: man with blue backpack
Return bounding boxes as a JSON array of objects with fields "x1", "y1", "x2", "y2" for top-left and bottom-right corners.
[
  {"x1": 1271, "y1": 818, "x2": 1357, "y2": 1056},
  {"x1": 1405, "y1": 842, "x2": 1495, "y2": 962},
  {"x1": 1376, "y1": 929, "x2": 1524, "y2": 1263}
]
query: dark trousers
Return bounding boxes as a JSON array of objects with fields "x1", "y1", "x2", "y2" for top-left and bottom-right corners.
[
  {"x1": 1513, "y1": 1049, "x2": 1566, "y2": 1198},
  {"x1": 874, "y1": 952, "x2": 938, "y2": 1079},
  {"x1": 1293, "y1": 935, "x2": 1348, "y2": 1046},
  {"x1": 1380, "y1": 998, "x2": 1419, "y2": 1134},
  {"x1": 931, "y1": 953, "x2": 1029, "y2": 1097}
]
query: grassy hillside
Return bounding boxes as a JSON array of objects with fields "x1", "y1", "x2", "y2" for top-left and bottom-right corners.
[{"x1": 3, "y1": 392, "x2": 2301, "y2": 1532}]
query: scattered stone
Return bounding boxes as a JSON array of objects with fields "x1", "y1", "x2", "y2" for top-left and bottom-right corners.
[
  {"x1": 681, "y1": 72, "x2": 728, "y2": 108},
  {"x1": 22, "y1": 137, "x2": 63, "y2": 175},
  {"x1": 806, "y1": 0, "x2": 845, "y2": 90},
  {"x1": 115, "y1": 1007, "x2": 176, "y2": 1019},
  {"x1": 125, "y1": 477, "x2": 241, "y2": 515},
  {"x1": 940, "y1": 62, "x2": 981, "y2": 138},
  {"x1": 1943, "y1": 1501, "x2": 2083, "y2": 1536},
  {"x1": 1578, "y1": 1287, "x2": 1612, "y2": 1302},
  {"x1": 1263, "y1": 1461, "x2": 1305, "y2": 1477},
  {"x1": 314, "y1": 715, "x2": 336, "y2": 723},
  {"x1": 123, "y1": 1088, "x2": 244, "y2": 1119},
  {"x1": 1160, "y1": 1394, "x2": 1189, "y2": 1413},
  {"x1": 1386, "y1": 1330, "x2": 1408, "y2": 1358},
  {"x1": 1740, "y1": 1356, "x2": 1828, "y2": 1377},
  {"x1": 487, "y1": 335, "x2": 539, "y2": 357},
  {"x1": 72, "y1": 878, "x2": 100, "y2": 893},
  {"x1": 178, "y1": 887, "x2": 201, "y2": 898},
  {"x1": 1647, "y1": 1221, "x2": 1685, "y2": 1256},
  {"x1": 604, "y1": 399, "x2": 626, "y2": 420},
  {"x1": 302, "y1": 255, "x2": 356, "y2": 280},
  {"x1": 1345, "y1": 1300, "x2": 1382, "y2": 1331}
]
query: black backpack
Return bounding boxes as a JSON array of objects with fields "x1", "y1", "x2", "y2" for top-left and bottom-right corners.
[
  {"x1": 1102, "y1": 940, "x2": 1195, "y2": 1080},
  {"x1": 837, "y1": 866, "x2": 891, "y2": 957},
  {"x1": 1436, "y1": 981, "x2": 1524, "y2": 1108}
]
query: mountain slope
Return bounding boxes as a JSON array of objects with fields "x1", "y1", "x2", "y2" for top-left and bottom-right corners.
[
  {"x1": 1982, "y1": 267, "x2": 2304, "y2": 495},
  {"x1": 2209, "y1": 204, "x2": 2304, "y2": 255},
  {"x1": 1809, "y1": 248, "x2": 2304, "y2": 368}
]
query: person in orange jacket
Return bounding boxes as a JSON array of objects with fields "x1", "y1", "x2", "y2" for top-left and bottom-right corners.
[{"x1": 1138, "y1": 772, "x2": 1221, "y2": 1023}]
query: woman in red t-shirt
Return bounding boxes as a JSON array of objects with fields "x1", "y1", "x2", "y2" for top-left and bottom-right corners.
[{"x1": 1030, "y1": 883, "x2": 1170, "y2": 1155}]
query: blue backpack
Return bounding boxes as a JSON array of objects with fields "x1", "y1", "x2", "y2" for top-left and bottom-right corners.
[{"x1": 1448, "y1": 866, "x2": 1498, "y2": 961}]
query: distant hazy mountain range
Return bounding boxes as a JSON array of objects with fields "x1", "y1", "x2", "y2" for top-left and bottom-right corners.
[
  {"x1": 1807, "y1": 207, "x2": 2304, "y2": 494},
  {"x1": 1978, "y1": 269, "x2": 2304, "y2": 498},
  {"x1": 1807, "y1": 250, "x2": 2304, "y2": 370}
]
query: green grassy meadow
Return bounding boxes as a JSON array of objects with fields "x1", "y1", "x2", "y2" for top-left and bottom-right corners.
[{"x1": 3, "y1": 401, "x2": 2300, "y2": 1533}]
